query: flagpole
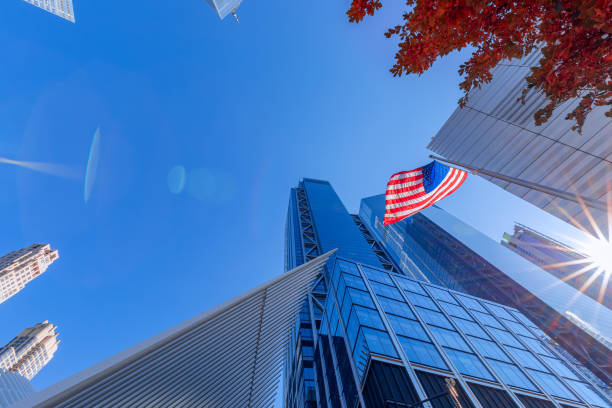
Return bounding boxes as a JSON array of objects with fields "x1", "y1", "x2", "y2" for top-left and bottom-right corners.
[{"x1": 429, "y1": 155, "x2": 607, "y2": 212}]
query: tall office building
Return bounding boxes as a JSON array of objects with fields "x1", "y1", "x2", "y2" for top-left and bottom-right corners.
[
  {"x1": 0, "y1": 371, "x2": 35, "y2": 408},
  {"x1": 284, "y1": 179, "x2": 611, "y2": 408},
  {"x1": 427, "y1": 50, "x2": 611, "y2": 238},
  {"x1": 0, "y1": 321, "x2": 60, "y2": 381},
  {"x1": 359, "y1": 194, "x2": 612, "y2": 390},
  {"x1": 502, "y1": 224, "x2": 612, "y2": 309},
  {"x1": 22, "y1": 0, "x2": 75, "y2": 22},
  {"x1": 0, "y1": 244, "x2": 59, "y2": 305}
]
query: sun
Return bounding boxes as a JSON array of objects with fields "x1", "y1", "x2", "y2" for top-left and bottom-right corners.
[{"x1": 585, "y1": 238, "x2": 612, "y2": 278}]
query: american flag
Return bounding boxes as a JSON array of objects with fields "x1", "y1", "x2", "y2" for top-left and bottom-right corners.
[{"x1": 384, "y1": 161, "x2": 467, "y2": 225}]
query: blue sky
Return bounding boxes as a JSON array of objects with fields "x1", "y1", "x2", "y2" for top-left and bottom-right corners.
[{"x1": 0, "y1": 0, "x2": 591, "y2": 391}]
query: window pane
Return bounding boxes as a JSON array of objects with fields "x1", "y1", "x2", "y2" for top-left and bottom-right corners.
[
  {"x1": 439, "y1": 302, "x2": 473, "y2": 320},
  {"x1": 486, "y1": 304, "x2": 518, "y2": 321},
  {"x1": 519, "y1": 336, "x2": 554, "y2": 357},
  {"x1": 405, "y1": 292, "x2": 439, "y2": 311},
  {"x1": 387, "y1": 315, "x2": 429, "y2": 341},
  {"x1": 540, "y1": 357, "x2": 580, "y2": 380},
  {"x1": 487, "y1": 359, "x2": 538, "y2": 391},
  {"x1": 341, "y1": 273, "x2": 367, "y2": 291},
  {"x1": 489, "y1": 328, "x2": 524, "y2": 349},
  {"x1": 564, "y1": 380, "x2": 610, "y2": 407},
  {"x1": 396, "y1": 277, "x2": 427, "y2": 295},
  {"x1": 426, "y1": 286, "x2": 459, "y2": 304},
  {"x1": 503, "y1": 320, "x2": 535, "y2": 338},
  {"x1": 527, "y1": 370, "x2": 578, "y2": 401},
  {"x1": 370, "y1": 281, "x2": 403, "y2": 300},
  {"x1": 363, "y1": 266, "x2": 394, "y2": 285},
  {"x1": 512, "y1": 311, "x2": 538, "y2": 328},
  {"x1": 354, "y1": 305, "x2": 385, "y2": 330},
  {"x1": 506, "y1": 347, "x2": 548, "y2": 372},
  {"x1": 378, "y1": 296, "x2": 414, "y2": 319},
  {"x1": 346, "y1": 287, "x2": 375, "y2": 308},
  {"x1": 429, "y1": 326, "x2": 471, "y2": 352},
  {"x1": 362, "y1": 327, "x2": 398, "y2": 358},
  {"x1": 416, "y1": 307, "x2": 454, "y2": 330},
  {"x1": 398, "y1": 336, "x2": 448, "y2": 370},
  {"x1": 457, "y1": 295, "x2": 488, "y2": 312},
  {"x1": 468, "y1": 336, "x2": 511, "y2": 362},
  {"x1": 338, "y1": 260, "x2": 360, "y2": 276},
  {"x1": 444, "y1": 348, "x2": 494, "y2": 381},
  {"x1": 452, "y1": 317, "x2": 490, "y2": 339},
  {"x1": 473, "y1": 311, "x2": 504, "y2": 329}
]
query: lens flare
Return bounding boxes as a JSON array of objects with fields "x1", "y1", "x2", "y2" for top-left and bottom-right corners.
[
  {"x1": 537, "y1": 169, "x2": 612, "y2": 307},
  {"x1": 0, "y1": 157, "x2": 81, "y2": 179},
  {"x1": 167, "y1": 165, "x2": 186, "y2": 194},
  {"x1": 84, "y1": 126, "x2": 101, "y2": 203}
]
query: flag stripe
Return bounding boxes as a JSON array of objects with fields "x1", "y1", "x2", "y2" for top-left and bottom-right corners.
[
  {"x1": 385, "y1": 169, "x2": 461, "y2": 214},
  {"x1": 385, "y1": 170, "x2": 466, "y2": 222},
  {"x1": 383, "y1": 162, "x2": 467, "y2": 225}
]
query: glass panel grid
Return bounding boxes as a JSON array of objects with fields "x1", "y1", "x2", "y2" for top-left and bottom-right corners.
[
  {"x1": 425, "y1": 285, "x2": 459, "y2": 304},
  {"x1": 397, "y1": 335, "x2": 448, "y2": 370},
  {"x1": 395, "y1": 277, "x2": 428, "y2": 295},
  {"x1": 527, "y1": 369, "x2": 579, "y2": 401},
  {"x1": 404, "y1": 291, "x2": 439, "y2": 311},
  {"x1": 444, "y1": 348, "x2": 495, "y2": 381}
]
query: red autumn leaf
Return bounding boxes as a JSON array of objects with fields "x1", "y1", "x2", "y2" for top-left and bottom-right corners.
[{"x1": 347, "y1": 0, "x2": 612, "y2": 133}]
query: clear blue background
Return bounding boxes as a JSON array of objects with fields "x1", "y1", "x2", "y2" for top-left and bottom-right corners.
[{"x1": 0, "y1": 0, "x2": 589, "y2": 391}]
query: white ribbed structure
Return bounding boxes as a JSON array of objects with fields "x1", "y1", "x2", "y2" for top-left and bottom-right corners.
[
  {"x1": 21, "y1": 0, "x2": 75, "y2": 22},
  {"x1": 428, "y1": 50, "x2": 611, "y2": 237},
  {"x1": 13, "y1": 251, "x2": 334, "y2": 408},
  {"x1": 0, "y1": 371, "x2": 34, "y2": 408}
]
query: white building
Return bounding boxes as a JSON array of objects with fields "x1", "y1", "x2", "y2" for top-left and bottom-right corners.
[
  {"x1": 0, "y1": 244, "x2": 59, "y2": 305},
  {"x1": 21, "y1": 0, "x2": 75, "y2": 22},
  {"x1": 0, "y1": 321, "x2": 60, "y2": 381}
]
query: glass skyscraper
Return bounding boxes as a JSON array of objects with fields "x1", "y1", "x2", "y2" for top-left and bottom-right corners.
[
  {"x1": 284, "y1": 179, "x2": 611, "y2": 408},
  {"x1": 359, "y1": 194, "x2": 611, "y2": 395}
]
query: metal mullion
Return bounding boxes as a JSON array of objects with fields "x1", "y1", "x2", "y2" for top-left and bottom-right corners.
[
  {"x1": 388, "y1": 275, "x2": 485, "y2": 408},
  {"x1": 357, "y1": 265, "x2": 432, "y2": 408},
  {"x1": 308, "y1": 295, "x2": 328, "y2": 407},
  {"x1": 325, "y1": 269, "x2": 368, "y2": 408},
  {"x1": 479, "y1": 303, "x2": 593, "y2": 408},
  {"x1": 418, "y1": 283, "x2": 528, "y2": 408},
  {"x1": 319, "y1": 308, "x2": 348, "y2": 408},
  {"x1": 451, "y1": 293, "x2": 561, "y2": 407},
  {"x1": 315, "y1": 334, "x2": 333, "y2": 408}
]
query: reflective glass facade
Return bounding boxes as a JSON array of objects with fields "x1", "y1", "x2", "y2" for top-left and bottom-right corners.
[
  {"x1": 284, "y1": 179, "x2": 611, "y2": 408},
  {"x1": 359, "y1": 194, "x2": 612, "y2": 393},
  {"x1": 298, "y1": 257, "x2": 612, "y2": 408}
]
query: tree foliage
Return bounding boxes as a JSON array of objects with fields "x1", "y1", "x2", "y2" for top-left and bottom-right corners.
[{"x1": 347, "y1": 0, "x2": 612, "y2": 132}]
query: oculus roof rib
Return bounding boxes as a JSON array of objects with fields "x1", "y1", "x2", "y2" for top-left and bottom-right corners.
[{"x1": 13, "y1": 250, "x2": 335, "y2": 408}]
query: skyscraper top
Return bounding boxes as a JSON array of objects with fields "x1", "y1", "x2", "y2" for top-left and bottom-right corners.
[
  {"x1": 0, "y1": 321, "x2": 60, "y2": 381},
  {"x1": 22, "y1": 0, "x2": 75, "y2": 23},
  {"x1": 0, "y1": 244, "x2": 59, "y2": 305}
]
